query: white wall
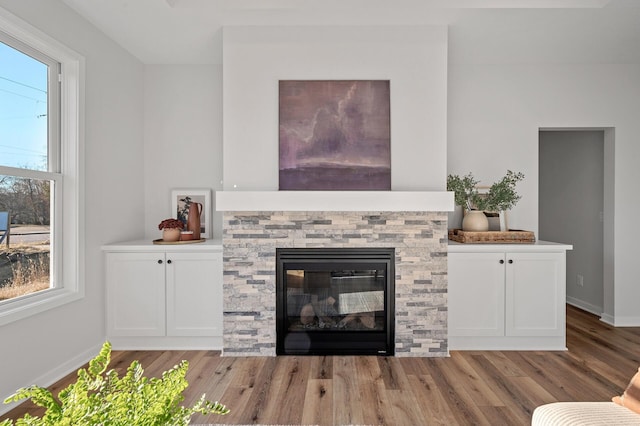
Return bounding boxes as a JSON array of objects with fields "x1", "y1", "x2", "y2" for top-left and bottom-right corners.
[
  {"x1": 448, "y1": 63, "x2": 640, "y2": 325},
  {"x1": 0, "y1": 0, "x2": 144, "y2": 413},
  {"x1": 143, "y1": 65, "x2": 223, "y2": 240},
  {"x1": 222, "y1": 25, "x2": 448, "y2": 191}
]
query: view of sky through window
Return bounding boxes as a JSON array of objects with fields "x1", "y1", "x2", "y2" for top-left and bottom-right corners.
[{"x1": 0, "y1": 40, "x2": 48, "y2": 171}]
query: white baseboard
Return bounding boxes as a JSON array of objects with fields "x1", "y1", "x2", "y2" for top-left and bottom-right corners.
[
  {"x1": 566, "y1": 297, "x2": 602, "y2": 317},
  {"x1": 0, "y1": 342, "x2": 103, "y2": 417},
  {"x1": 603, "y1": 315, "x2": 640, "y2": 327},
  {"x1": 107, "y1": 335, "x2": 222, "y2": 351},
  {"x1": 448, "y1": 335, "x2": 566, "y2": 351},
  {"x1": 567, "y1": 297, "x2": 640, "y2": 326},
  {"x1": 600, "y1": 313, "x2": 615, "y2": 326}
]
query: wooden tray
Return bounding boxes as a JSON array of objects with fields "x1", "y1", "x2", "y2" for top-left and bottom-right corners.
[
  {"x1": 152, "y1": 238, "x2": 206, "y2": 245},
  {"x1": 448, "y1": 229, "x2": 535, "y2": 244}
]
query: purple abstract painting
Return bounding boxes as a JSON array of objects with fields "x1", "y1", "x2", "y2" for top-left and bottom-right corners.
[{"x1": 279, "y1": 80, "x2": 391, "y2": 190}]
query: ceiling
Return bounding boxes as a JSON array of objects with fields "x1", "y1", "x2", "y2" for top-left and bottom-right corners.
[{"x1": 59, "y1": 0, "x2": 640, "y2": 65}]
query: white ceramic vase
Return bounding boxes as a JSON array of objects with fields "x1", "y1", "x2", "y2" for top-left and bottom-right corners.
[{"x1": 462, "y1": 210, "x2": 489, "y2": 232}]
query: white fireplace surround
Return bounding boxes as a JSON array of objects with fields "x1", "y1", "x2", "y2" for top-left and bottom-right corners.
[{"x1": 216, "y1": 191, "x2": 454, "y2": 212}]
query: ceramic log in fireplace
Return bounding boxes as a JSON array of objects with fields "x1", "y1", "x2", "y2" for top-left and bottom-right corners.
[{"x1": 276, "y1": 247, "x2": 395, "y2": 355}]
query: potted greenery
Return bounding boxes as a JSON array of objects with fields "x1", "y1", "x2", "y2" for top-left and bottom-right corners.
[
  {"x1": 1, "y1": 341, "x2": 229, "y2": 426},
  {"x1": 447, "y1": 170, "x2": 524, "y2": 232},
  {"x1": 158, "y1": 218, "x2": 185, "y2": 242}
]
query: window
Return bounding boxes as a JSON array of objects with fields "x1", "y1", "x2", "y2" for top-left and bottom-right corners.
[
  {"x1": 0, "y1": 7, "x2": 83, "y2": 325},
  {"x1": 1, "y1": 33, "x2": 58, "y2": 301}
]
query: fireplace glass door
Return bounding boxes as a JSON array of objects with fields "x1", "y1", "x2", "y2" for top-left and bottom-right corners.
[{"x1": 276, "y1": 248, "x2": 394, "y2": 355}]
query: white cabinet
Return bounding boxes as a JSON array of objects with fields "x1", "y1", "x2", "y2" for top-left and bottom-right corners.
[
  {"x1": 106, "y1": 252, "x2": 166, "y2": 336},
  {"x1": 506, "y1": 252, "x2": 565, "y2": 337},
  {"x1": 165, "y1": 252, "x2": 222, "y2": 337},
  {"x1": 448, "y1": 241, "x2": 572, "y2": 350},
  {"x1": 103, "y1": 240, "x2": 223, "y2": 349},
  {"x1": 449, "y1": 252, "x2": 506, "y2": 337}
]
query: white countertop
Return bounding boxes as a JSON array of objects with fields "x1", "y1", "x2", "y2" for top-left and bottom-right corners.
[
  {"x1": 102, "y1": 239, "x2": 223, "y2": 252},
  {"x1": 448, "y1": 240, "x2": 573, "y2": 252},
  {"x1": 102, "y1": 238, "x2": 572, "y2": 253}
]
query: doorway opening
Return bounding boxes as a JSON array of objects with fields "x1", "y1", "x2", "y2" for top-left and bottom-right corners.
[{"x1": 539, "y1": 128, "x2": 614, "y2": 322}]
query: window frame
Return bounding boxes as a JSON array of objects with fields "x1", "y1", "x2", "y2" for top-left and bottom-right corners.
[{"x1": 0, "y1": 6, "x2": 84, "y2": 326}]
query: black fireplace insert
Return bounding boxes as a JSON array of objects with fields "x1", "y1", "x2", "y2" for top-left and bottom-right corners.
[{"x1": 276, "y1": 247, "x2": 395, "y2": 355}]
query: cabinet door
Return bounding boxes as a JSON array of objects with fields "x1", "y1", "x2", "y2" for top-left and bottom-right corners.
[
  {"x1": 448, "y1": 252, "x2": 506, "y2": 337},
  {"x1": 106, "y1": 252, "x2": 166, "y2": 336},
  {"x1": 505, "y1": 252, "x2": 565, "y2": 337},
  {"x1": 166, "y1": 251, "x2": 223, "y2": 337}
]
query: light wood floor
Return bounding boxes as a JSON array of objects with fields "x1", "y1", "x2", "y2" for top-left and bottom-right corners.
[{"x1": 3, "y1": 305, "x2": 640, "y2": 425}]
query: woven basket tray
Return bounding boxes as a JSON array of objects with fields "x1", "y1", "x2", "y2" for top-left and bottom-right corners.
[{"x1": 448, "y1": 229, "x2": 535, "y2": 244}]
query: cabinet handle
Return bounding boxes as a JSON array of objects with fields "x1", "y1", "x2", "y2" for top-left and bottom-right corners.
[
  {"x1": 157, "y1": 259, "x2": 163, "y2": 264},
  {"x1": 499, "y1": 259, "x2": 504, "y2": 264},
  {"x1": 508, "y1": 259, "x2": 513, "y2": 264},
  {"x1": 167, "y1": 259, "x2": 172, "y2": 264}
]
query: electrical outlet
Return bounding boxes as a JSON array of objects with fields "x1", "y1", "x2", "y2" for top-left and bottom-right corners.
[{"x1": 577, "y1": 274, "x2": 584, "y2": 287}]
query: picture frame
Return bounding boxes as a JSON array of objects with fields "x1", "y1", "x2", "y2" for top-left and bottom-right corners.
[{"x1": 170, "y1": 188, "x2": 212, "y2": 239}]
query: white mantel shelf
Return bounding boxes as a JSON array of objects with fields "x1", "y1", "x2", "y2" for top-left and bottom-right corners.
[{"x1": 215, "y1": 191, "x2": 454, "y2": 212}]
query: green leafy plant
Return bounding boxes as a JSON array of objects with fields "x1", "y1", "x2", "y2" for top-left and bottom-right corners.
[
  {"x1": 484, "y1": 170, "x2": 525, "y2": 212},
  {"x1": 447, "y1": 170, "x2": 524, "y2": 212},
  {"x1": 1, "y1": 341, "x2": 229, "y2": 426},
  {"x1": 447, "y1": 172, "x2": 484, "y2": 211}
]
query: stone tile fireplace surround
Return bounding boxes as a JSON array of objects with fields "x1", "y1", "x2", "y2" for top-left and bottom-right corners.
[{"x1": 217, "y1": 191, "x2": 452, "y2": 357}]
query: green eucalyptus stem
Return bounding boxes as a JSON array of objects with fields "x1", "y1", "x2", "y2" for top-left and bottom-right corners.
[
  {"x1": 447, "y1": 170, "x2": 524, "y2": 213},
  {"x1": 447, "y1": 173, "x2": 480, "y2": 211},
  {"x1": 485, "y1": 170, "x2": 525, "y2": 211}
]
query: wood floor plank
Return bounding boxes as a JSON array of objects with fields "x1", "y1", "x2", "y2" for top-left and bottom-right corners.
[
  {"x1": 555, "y1": 348, "x2": 624, "y2": 396},
  {"x1": 398, "y1": 356, "x2": 431, "y2": 377},
  {"x1": 376, "y1": 357, "x2": 430, "y2": 425},
  {"x1": 564, "y1": 344, "x2": 630, "y2": 388},
  {"x1": 189, "y1": 355, "x2": 238, "y2": 425},
  {"x1": 446, "y1": 352, "x2": 504, "y2": 407},
  {"x1": 218, "y1": 357, "x2": 278, "y2": 425},
  {"x1": 193, "y1": 356, "x2": 264, "y2": 425},
  {"x1": 378, "y1": 356, "x2": 411, "y2": 390},
  {"x1": 301, "y1": 378, "x2": 333, "y2": 426},
  {"x1": 465, "y1": 354, "x2": 536, "y2": 424},
  {"x1": 541, "y1": 352, "x2": 618, "y2": 401},
  {"x1": 386, "y1": 388, "x2": 425, "y2": 426},
  {"x1": 502, "y1": 351, "x2": 576, "y2": 402},
  {"x1": 260, "y1": 356, "x2": 310, "y2": 425},
  {"x1": 144, "y1": 350, "x2": 190, "y2": 378},
  {"x1": 275, "y1": 356, "x2": 311, "y2": 425},
  {"x1": 111, "y1": 349, "x2": 165, "y2": 375},
  {"x1": 508, "y1": 376, "x2": 557, "y2": 407},
  {"x1": 477, "y1": 405, "x2": 523, "y2": 425},
  {"x1": 355, "y1": 355, "x2": 397, "y2": 426},
  {"x1": 309, "y1": 355, "x2": 333, "y2": 380},
  {"x1": 332, "y1": 356, "x2": 365, "y2": 425},
  {"x1": 479, "y1": 350, "x2": 527, "y2": 377},
  {"x1": 567, "y1": 329, "x2": 639, "y2": 371},
  {"x1": 422, "y1": 357, "x2": 493, "y2": 425},
  {"x1": 407, "y1": 373, "x2": 458, "y2": 425},
  {"x1": 3, "y1": 305, "x2": 640, "y2": 425}
]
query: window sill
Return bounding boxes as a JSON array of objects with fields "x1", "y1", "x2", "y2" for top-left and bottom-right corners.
[{"x1": 0, "y1": 288, "x2": 84, "y2": 327}]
